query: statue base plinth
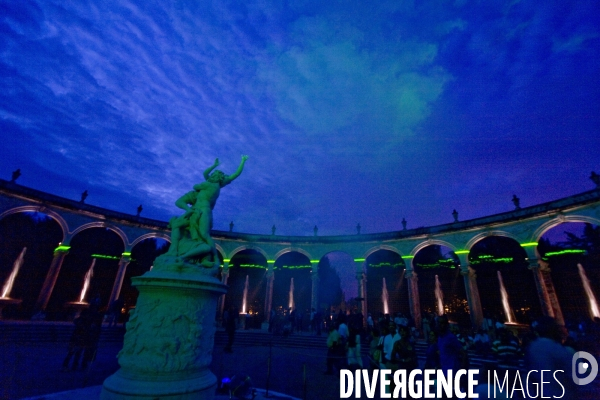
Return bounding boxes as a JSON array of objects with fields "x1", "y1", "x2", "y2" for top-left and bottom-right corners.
[{"x1": 101, "y1": 266, "x2": 227, "y2": 400}]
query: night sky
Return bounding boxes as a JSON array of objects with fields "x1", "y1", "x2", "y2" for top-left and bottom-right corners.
[{"x1": 1, "y1": 1, "x2": 599, "y2": 236}]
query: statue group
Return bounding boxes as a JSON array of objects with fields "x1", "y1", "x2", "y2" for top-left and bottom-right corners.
[{"x1": 154, "y1": 155, "x2": 248, "y2": 273}]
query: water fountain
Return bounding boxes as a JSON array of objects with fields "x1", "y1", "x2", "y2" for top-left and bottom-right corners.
[
  {"x1": 65, "y1": 259, "x2": 96, "y2": 318},
  {"x1": 0, "y1": 247, "x2": 26, "y2": 318},
  {"x1": 497, "y1": 270, "x2": 516, "y2": 324},
  {"x1": 382, "y1": 277, "x2": 389, "y2": 315},
  {"x1": 241, "y1": 275, "x2": 249, "y2": 314},
  {"x1": 434, "y1": 275, "x2": 444, "y2": 316},
  {"x1": 288, "y1": 277, "x2": 295, "y2": 311},
  {"x1": 577, "y1": 263, "x2": 600, "y2": 319}
]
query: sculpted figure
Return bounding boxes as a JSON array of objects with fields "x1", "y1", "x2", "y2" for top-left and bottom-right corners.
[{"x1": 164, "y1": 155, "x2": 248, "y2": 269}]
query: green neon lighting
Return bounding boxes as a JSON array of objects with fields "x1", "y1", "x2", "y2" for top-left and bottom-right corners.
[
  {"x1": 274, "y1": 265, "x2": 312, "y2": 269},
  {"x1": 223, "y1": 259, "x2": 230, "y2": 263},
  {"x1": 239, "y1": 263, "x2": 267, "y2": 269},
  {"x1": 520, "y1": 242, "x2": 538, "y2": 247},
  {"x1": 368, "y1": 262, "x2": 403, "y2": 268},
  {"x1": 122, "y1": 252, "x2": 131, "y2": 257},
  {"x1": 54, "y1": 245, "x2": 71, "y2": 252},
  {"x1": 310, "y1": 260, "x2": 319, "y2": 263},
  {"x1": 354, "y1": 258, "x2": 365, "y2": 262},
  {"x1": 91, "y1": 254, "x2": 120, "y2": 260},
  {"x1": 267, "y1": 260, "x2": 275, "y2": 264},
  {"x1": 470, "y1": 257, "x2": 514, "y2": 265},
  {"x1": 544, "y1": 249, "x2": 586, "y2": 257},
  {"x1": 454, "y1": 250, "x2": 469, "y2": 254},
  {"x1": 401, "y1": 255, "x2": 414, "y2": 259}
]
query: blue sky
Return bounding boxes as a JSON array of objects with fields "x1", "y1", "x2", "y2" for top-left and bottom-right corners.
[{"x1": 1, "y1": 0, "x2": 599, "y2": 236}]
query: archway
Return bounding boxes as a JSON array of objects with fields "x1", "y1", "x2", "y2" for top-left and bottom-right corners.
[
  {"x1": 470, "y1": 236, "x2": 539, "y2": 325},
  {"x1": 0, "y1": 212, "x2": 62, "y2": 319},
  {"x1": 224, "y1": 249, "x2": 267, "y2": 328},
  {"x1": 272, "y1": 251, "x2": 312, "y2": 331},
  {"x1": 365, "y1": 249, "x2": 409, "y2": 320},
  {"x1": 413, "y1": 245, "x2": 467, "y2": 325},
  {"x1": 118, "y1": 238, "x2": 170, "y2": 318},
  {"x1": 47, "y1": 227, "x2": 125, "y2": 319},
  {"x1": 538, "y1": 222, "x2": 600, "y2": 323}
]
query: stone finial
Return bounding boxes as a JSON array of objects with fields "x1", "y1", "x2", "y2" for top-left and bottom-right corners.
[
  {"x1": 271, "y1": 225, "x2": 276, "y2": 235},
  {"x1": 356, "y1": 223, "x2": 361, "y2": 234},
  {"x1": 10, "y1": 168, "x2": 21, "y2": 182},
  {"x1": 229, "y1": 221, "x2": 234, "y2": 232},
  {"x1": 512, "y1": 194, "x2": 521, "y2": 210},
  {"x1": 452, "y1": 209, "x2": 459, "y2": 222},
  {"x1": 80, "y1": 190, "x2": 88, "y2": 203},
  {"x1": 136, "y1": 205, "x2": 143, "y2": 216},
  {"x1": 401, "y1": 218, "x2": 407, "y2": 230},
  {"x1": 591, "y1": 171, "x2": 600, "y2": 188},
  {"x1": 313, "y1": 225, "x2": 318, "y2": 236}
]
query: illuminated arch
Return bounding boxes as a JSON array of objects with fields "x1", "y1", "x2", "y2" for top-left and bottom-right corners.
[
  {"x1": 363, "y1": 245, "x2": 401, "y2": 260},
  {"x1": 69, "y1": 222, "x2": 128, "y2": 249},
  {"x1": 532, "y1": 215, "x2": 600, "y2": 243},
  {"x1": 228, "y1": 245, "x2": 269, "y2": 262},
  {"x1": 465, "y1": 230, "x2": 520, "y2": 252},
  {"x1": 0, "y1": 205, "x2": 69, "y2": 243},
  {"x1": 273, "y1": 247, "x2": 313, "y2": 262},
  {"x1": 410, "y1": 239, "x2": 457, "y2": 257},
  {"x1": 130, "y1": 232, "x2": 171, "y2": 250}
]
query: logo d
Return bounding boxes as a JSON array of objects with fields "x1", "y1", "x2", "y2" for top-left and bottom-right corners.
[{"x1": 572, "y1": 351, "x2": 598, "y2": 386}]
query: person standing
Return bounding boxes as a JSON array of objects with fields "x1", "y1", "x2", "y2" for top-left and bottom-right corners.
[{"x1": 224, "y1": 306, "x2": 238, "y2": 353}]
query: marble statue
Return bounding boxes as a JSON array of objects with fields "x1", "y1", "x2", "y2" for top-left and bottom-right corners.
[{"x1": 156, "y1": 156, "x2": 248, "y2": 274}]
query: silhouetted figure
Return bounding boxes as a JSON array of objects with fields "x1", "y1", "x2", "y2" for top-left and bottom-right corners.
[
  {"x1": 224, "y1": 306, "x2": 238, "y2": 353},
  {"x1": 229, "y1": 221, "x2": 234, "y2": 232},
  {"x1": 80, "y1": 190, "x2": 88, "y2": 203},
  {"x1": 401, "y1": 218, "x2": 407, "y2": 230},
  {"x1": 62, "y1": 315, "x2": 87, "y2": 370},
  {"x1": 512, "y1": 194, "x2": 521, "y2": 210},
  {"x1": 591, "y1": 171, "x2": 600, "y2": 188},
  {"x1": 271, "y1": 225, "x2": 276, "y2": 235},
  {"x1": 313, "y1": 225, "x2": 318, "y2": 236},
  {"x1": 452, "y1": 209, "x2": 459, "y2": 222},
  {"x1": 136, "y1": 204, "x2": 143, "y2": 216},
  {"x1": 356, "y1": 223, "x2": 361, "y2": 234},
  {"x1": 10, "y1": 168, "x2": 21, "y2": 182}
]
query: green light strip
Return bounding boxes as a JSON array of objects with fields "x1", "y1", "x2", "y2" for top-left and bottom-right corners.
[
  {"x1": 354, "y1": 258, "x2": 365, "y2": 262},
  {"x1": 520, "y1": 242, "x2": 538, "y2": 247},
  {"x1": 544, "y1": 249, "x2": 586, "y2": 257},
  {"x1": 454, "y1": 250, "x2": 469, "y2": 254},
  {"x1": 267, "y1": 260, "x2": 275, "y2": 264},
  {"x1": 310, "y1": 260, "x2": 319, "y2": 263},
  {"x1": 91, "y1": 254, "x2": 120, "y2": 260},
  {"x1": 401, "y1": 255, "x2": 414, "y2": 259},
  {"x1": 122, "y1": 252, "x2": 131, "y2": 257},
  {"x1": 239, "y1": 264, "x2": 267, "y2": 269},
  {"x1": 275, "y1": 265, "x2": 312, "y2": 269},
  {"x1": 54, "y1": 245, "x2": 71, "y2": 252},
  {"x1": 223, "y1": 259, "x2": 231, "y2": 263}
]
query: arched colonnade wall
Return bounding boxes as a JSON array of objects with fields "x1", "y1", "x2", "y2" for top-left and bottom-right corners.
[{"x1": 1, "y1": 179, "x2": 599, "y2": 328}]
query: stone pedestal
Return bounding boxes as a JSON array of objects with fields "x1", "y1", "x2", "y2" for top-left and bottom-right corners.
[{"x1": 101, "y1": 258, "x2": 227, "y2": 400}]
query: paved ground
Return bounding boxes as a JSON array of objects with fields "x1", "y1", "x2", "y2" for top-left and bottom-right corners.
[{"x1": 0, "y1": 331, "x2": 350, "y2": 400}]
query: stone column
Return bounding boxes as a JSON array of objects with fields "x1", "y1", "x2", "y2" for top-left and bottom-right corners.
[
  {"x1": 310, "y1": 262, "x2": 319, "y2": 311},
  {"x1": 405, "y1": 269, "x2": 422, "y2": 330},
  {"x1": 528, "y1": 259, "x2": 565, "y2": 325},
  {"x1": 264, "y1": 264, "x2": 274, "y2": 321},
  {"x1": 218, "y1": 261, "x2": 230, "y2": 319},
  {"x1": 108, "y1": 254, "x2": 132, "y2": 307},
  {"x1": 34, "y1": 247, "x2": 70, "y2": 312},
  {"x1": 461, "y1": 266, "x2": 484, "y2": 329}
]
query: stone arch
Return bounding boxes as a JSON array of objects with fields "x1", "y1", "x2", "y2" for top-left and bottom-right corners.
[
  {"x1": 273, "y1": 247, "x2": 313, "y2": 262},
  {"x1": 409, "y1": 239, "x2": 457, "y2": 266},
  {"x1": 363, "y1": 244, "x2": 401, "y2": 260},
  {"x1": 130, "y1": 232, "x2": 171, "y2": 250},
  {"x1": 532, "y1": 215, "x2": 600, "y2": 242},
  {"x1": 69, "y1": 222, "x2": 128, "y2": 249},
  {"x1": 0, "y1": 205, "x2": 69, "y2": 243},
  {"x1": 465, "y1": 230, "x2": 521, "y2": 252},
  {"x1": 228, "y1": 245, "x2": 269, "y2": 261}
]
